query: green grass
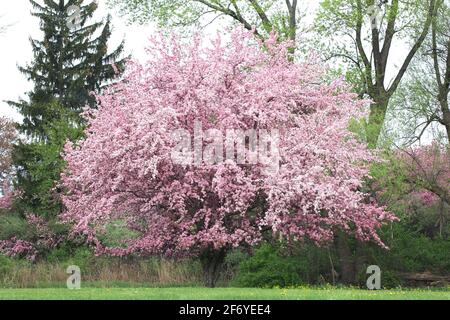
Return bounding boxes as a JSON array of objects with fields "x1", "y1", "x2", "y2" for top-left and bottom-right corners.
[{"x1": 0, "y1": 287, "x2": 449, "y2": 300}]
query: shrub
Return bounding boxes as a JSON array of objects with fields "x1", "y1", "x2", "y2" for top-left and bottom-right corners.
[
  {"x1": 232, "y1": 243, "x2": 304, "y2": 288},
  {"x1": 356, "y1": 224, "x2": 450, "y2": 288}
]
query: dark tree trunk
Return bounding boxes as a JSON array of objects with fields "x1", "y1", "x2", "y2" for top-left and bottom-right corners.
[
  {"x1": 200, "y1": 248, "x2": 227, "y2": 288},
  {"x1": 336, "y1": 233, "x2": 356, "y2": 285},
  {"x1": 354, "y1": 241, "x2": 367, "y2": 283}
]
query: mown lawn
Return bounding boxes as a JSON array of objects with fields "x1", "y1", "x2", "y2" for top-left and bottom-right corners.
[{"x1": 0, "y1": 287, "x2": 449, "y2": 300}]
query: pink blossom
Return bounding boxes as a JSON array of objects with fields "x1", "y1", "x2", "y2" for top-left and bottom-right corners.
[
  {"x1": 25, "y1": 213, "x2": 62, "y2": 249},
  {"x1": 61, "y1": 29, "x2": 396, "y2": 257},
  {"x1": 0, "y1": 237, "x2": 37, "y2": 262},
  {"x1": 400, "y1": 143, "x2": 449, "y2": 205}
]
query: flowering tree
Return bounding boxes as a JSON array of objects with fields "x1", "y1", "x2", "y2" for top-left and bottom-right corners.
[
  {"x1": 401, "y1": 143, "x2": 449, "y2": 205},
  {"x1": 400, "y1": 144, "x2": 450, "y2": 237},
  {"x1": 61, "y1": 29, "x2": 396, "y2": 287},
  {"x1": 0, "y1": 181, "x2": 13, "y2": 210}
]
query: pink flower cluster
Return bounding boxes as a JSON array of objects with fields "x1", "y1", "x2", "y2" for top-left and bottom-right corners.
[
  {"x1": 0, "y1": 214, "x2": 61, "y2": 261},
  {"x1": 0, "y1": 237, "x2": 37, "y2": 262},
  {"x1": 25, "y1": 214, "x2": 62, "y2": 249},
  {"x1": 61, "y1": 29, "x2": 396, "y2": 257},
  {"x1": 401, "y1": 143, "x2": 449, "y2": 205},
  {"x1": 411, "y1": 191, "x2": 440, "y2": 206}
]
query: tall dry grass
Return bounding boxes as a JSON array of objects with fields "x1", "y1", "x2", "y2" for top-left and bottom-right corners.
[{"x1": 0, "y1": 258, "x2": 202, "y2": 288}]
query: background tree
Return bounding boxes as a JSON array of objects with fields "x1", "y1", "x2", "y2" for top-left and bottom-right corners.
[
  {"x1": 316, "y1": 0, "x2": 438, "y2": 148},
  {"x1": 13, "y1": 103, "x2": 84, "y2": 217},
  {"x1": 8, "y1": 0, "x2": 126, "y2": 216},
  {"x1": 401, "y1": 144, "x2": 450, "y2": 236},
  {"x1": 386, "y1": 0, "x2": 449, "y2": 145},
  {"x1": 10, "y1": 0, "x2": 126, "y2": 139},
  {"x1": 372, "y1": 143, "x2": 449, "y2": 238}
]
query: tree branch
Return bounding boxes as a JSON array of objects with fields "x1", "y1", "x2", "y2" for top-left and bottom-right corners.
[
  {"x1": 248, "y1": 0, "x2": 272, "y2": 33},
  {"x1": 193, "y1": 0, "x2": 261, "y2": 37},
  {"x1": 356, "y1": 0, "x2": 374, "y2": 93},
  {"x1": 380, "y1": 0, "x2": 399, "y2": 75},
  {"x1": 388, "y1": 0, "x2": 437, "y2": 97}
]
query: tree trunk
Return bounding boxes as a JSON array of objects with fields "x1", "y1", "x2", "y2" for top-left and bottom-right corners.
[
  {"x1": 354, "y1": 241, "x2": 367, "y2": 284},
  {"x1": 336, "y1": 232, "x2": 355, "y2": 285},
  {"x1": 200, "y1": 248, "x2": 227, "y2": 288},
  {"x1": 367, "y1": 99, "x2": 390, "y2": 149},
  {"x1": 442, "y1": 108, "x2": 450, "y2": 144}
]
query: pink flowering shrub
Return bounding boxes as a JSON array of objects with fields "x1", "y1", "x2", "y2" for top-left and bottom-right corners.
[
  {"x1": 0, "y1": 213, "x2": 62, "y2": 261},
  {"x1": 0, "y1": 237, "x2": 37, "y2": 262},
  {"x1": 61, "y1": 29, "x2": 396, "y2": 286},
  {"x1": 25, "y1": 213, "x2": 62, "y2": 250},
  {"x1": 401, "y1": 143, "x2": 449, "y2": 205},
  {"x1": 411, "y1": 190, "x2": 440, "y2": 206}
]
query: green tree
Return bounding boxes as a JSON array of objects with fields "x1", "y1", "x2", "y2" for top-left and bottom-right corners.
[
  {"x1": 12, "y1": 102, "x2": 84, "y2": 216},
  {"x1": 316, "y1": 0, "x2": 438, "y2": 148},
  {"x1": 10, "y1": 0, "x2": 125, "y2": 139},
  {"x1": 9, "y1": 0, "x2": 126, "y2": 215}
]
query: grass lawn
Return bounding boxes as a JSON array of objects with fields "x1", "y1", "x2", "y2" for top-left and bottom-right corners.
[{"x1": 0, "y1": 287, "x2": 449, "y2": 300}]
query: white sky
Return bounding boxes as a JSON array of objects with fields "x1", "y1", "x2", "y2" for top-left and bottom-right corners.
[{"x1": 0, "y1": 0, "x2": 157, "y2": 121}]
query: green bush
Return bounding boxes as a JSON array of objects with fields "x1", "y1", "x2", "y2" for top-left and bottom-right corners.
[
  {"x1": 232, "y1": 243, "x2": 304, "y2": 288},
  {"x1": 46, "y1": 245, "x2": 95, "y2": 271},
  {"x1": 355, "y1": 224, "x2": 450, "y2": 288}
]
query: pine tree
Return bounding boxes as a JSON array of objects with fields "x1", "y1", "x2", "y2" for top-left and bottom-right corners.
[
  {"x1": 11, "y1": 0, "x2": 125, "y2": 138},
  {"x1": 9, "y1": 0, "x2": 126, "y2": 215}
]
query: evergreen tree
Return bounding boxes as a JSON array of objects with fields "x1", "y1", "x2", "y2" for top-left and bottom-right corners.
[{"x1": 9, "y1": 0, "x2": 126, "y2": 215}]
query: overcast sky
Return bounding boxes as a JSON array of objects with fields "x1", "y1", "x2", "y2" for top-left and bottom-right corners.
[{"x1": 0, "y1": 0, "x2": 159, "y2": 121}]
